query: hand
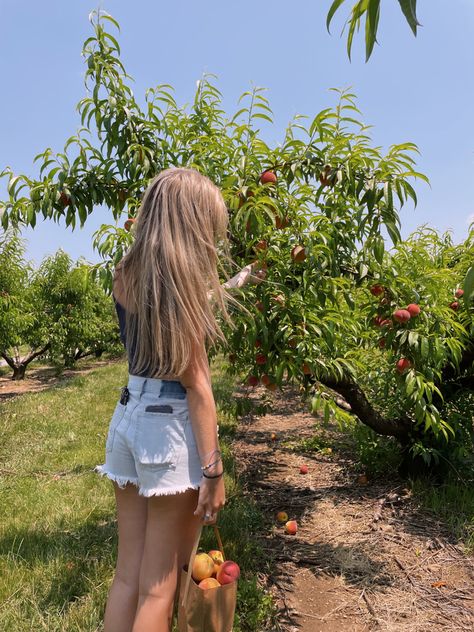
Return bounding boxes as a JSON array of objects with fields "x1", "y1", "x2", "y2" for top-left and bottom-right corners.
[
  {"x1": 247, "y1": 261, "x2": 267, "y2": 285},
  {"x1": 194, "y1": 473, "x2": 225, "y2": 525}
]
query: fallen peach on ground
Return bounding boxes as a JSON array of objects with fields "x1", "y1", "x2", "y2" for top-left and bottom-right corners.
[{"x1": 277, "y1": 511, "x2": 288, "y2": 523}]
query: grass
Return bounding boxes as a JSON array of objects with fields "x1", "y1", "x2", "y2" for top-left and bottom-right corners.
[
  {"x1": 0, "y1": 358, "x2": 277, "y2": 631},
  {"x1": 411, "y1": 474, "x2": 474, "y2": 554}
]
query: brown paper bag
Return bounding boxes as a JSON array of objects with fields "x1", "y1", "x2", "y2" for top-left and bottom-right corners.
[{"x1": 176, "y1": 524, "x2": 237, "y2": 632}]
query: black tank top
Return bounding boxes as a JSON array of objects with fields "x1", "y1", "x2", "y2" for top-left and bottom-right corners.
[{"x1": 113, "y1": 294, "x2": 160, "y2": 379}]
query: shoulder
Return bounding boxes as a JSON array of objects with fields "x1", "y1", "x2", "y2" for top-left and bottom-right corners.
[{"x1": 112, "y1": 261, "x2": 127, "y2": 307}]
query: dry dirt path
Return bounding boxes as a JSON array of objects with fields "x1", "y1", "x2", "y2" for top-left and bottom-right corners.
[{"x1": 232, "y1": 383, "x2": 474, "y2": 632}]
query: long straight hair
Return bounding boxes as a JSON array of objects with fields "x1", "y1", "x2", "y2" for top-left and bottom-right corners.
[{"x1": 118, "y1": 167, "x2": 241, "y2": 378}]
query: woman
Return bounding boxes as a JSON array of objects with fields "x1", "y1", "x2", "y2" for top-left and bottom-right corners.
[{"x1": 94, "y1": 167, "x2": 265, "y2": 632}]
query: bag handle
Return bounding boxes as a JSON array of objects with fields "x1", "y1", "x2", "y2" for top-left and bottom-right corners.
[{"x1": 181, "y1": 523, "x2": 225, "y2": 607}]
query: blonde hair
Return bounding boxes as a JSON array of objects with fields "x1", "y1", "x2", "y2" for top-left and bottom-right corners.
[{"x1": 118, "y1": 167, "x2": 240, "y2": 378}]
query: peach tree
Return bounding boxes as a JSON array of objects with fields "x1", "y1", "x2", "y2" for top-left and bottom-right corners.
[
  {"x1": 2, "y1": 10, "x2": 472, "y2": 472},
  {"x1": 0, "y1": 231, "x2": 48, "y2": 379},
  {"x1": 0, "y1": 232, "x2": 120, "y2": 378},
  {"x1": 31, "y1": 250, "x2": 122, "y2": 369}
]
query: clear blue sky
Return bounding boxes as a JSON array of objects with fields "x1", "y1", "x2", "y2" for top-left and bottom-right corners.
[{"x1": 1, "y1": 0, "x2": 473, "y2": 266}]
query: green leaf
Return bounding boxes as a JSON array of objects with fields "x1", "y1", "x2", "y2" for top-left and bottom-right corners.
[
  {"x1": 397, "y1": 0, "x2": 420, "y2": 36},
  {"x1": 385, "y1": 220, "x2": 401, "y2": 245},
  {"x1": 324, "y1": 402, "x2": 331, "y2": 423},
  {"x1": 365, "y1": 0, "x2": 380, "y2": 61},
  {"x1": 275, "y1": 362, "x2": 286, "y2": 384},
  {"x1": 326, "y1": 0, "x2": 348, "y2": 32},
  {"x1": 463, "y1": 265, "x2": 474, "y2": 307},
  {"x1": 420, "y1": 337, "x2": 428, "y2": 359},
  {"x1": 373, "y1": 234, "x2": 384, "y2": 264}
]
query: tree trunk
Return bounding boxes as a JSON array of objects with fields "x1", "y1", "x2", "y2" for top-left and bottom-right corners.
[
  {"x1": 12, "y1": 363, "x2": 27, "y2": 380},
  {"x1": 1, "y1": 344, "x2": 50, "y2": 380}
]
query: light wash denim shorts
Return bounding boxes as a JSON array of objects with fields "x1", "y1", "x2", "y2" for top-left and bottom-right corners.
[{"x1": 95, "y1": 374, "x2": 206, "y2": 497}]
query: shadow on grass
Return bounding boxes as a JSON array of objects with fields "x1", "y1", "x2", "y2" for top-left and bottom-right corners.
[
  {"x1": 0, "y1": 493, "x2": 275, "y2": 630},
  {"x1": 0, "y1": 511, "x2": 116, "y2": 610}
]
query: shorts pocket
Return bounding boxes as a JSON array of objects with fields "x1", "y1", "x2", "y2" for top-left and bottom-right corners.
[
  {"x1": 134, "y1": 406, "x2": 188, "y2": 468},
  {"x1": 106, "y1": 402, "x2": 127, "y2": 454}
]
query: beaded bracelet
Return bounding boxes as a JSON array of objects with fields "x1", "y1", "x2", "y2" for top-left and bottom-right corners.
[
  {"x1": 201, "y1": 449, "x2": 221, "y2": 471},
  {"x1": 201, "y1": 456, "x2": 222, "y2": 472}
]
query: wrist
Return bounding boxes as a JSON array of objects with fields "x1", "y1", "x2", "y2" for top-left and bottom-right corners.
[{"x1": 202, "y1": 466, "x2": 224, "y2": 479}]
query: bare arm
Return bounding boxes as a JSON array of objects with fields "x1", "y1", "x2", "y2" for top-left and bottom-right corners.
[
  {"x1": 178, "y1": 340, "x2": 221, "y2": 470},
  {"x1": 178, "y1": 338, "x2": 225, "y2": 522},
  {"x1": 207, "y1": 263, "x2": 266, "y2": 300}
]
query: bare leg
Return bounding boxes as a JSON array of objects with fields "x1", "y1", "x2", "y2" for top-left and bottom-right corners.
[
  {"x1": 132, "y1": 488, "x2": 201, "y2": 632},
  {"x1": 103, "y1": 482, "x2": 148, "y2": 632}
]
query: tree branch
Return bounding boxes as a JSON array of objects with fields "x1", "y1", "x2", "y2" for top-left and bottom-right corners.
[
  {"x1": 0, "y1": 352, "x2": 15, "y2": 370},
  {"x1": 314, "y1": 374, "x2": 414, "y2": 442},
  {"x1": 22, "y1": 343, "x2": 51, "y2": 365}
]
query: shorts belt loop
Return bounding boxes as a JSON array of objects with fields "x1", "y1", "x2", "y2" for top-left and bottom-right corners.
[{"x1": 140, "y1": 378, "x2": 148, "y2": 396}]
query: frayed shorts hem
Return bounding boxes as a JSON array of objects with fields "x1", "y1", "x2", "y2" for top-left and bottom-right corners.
[
  {"x1": 94, "y1": 465, "x2": 201, "y2": 497},
  {"x1": 137, "y1": 481, "x2": 201, "y2": 497},
  {"x1": 94, "y1": 465, "x2": 139, "y2": 489}
]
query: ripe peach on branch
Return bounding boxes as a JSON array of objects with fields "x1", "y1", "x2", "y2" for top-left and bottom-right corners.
[
  {"x1": 373, "y1": 315, "x2": 383, "y2": 327},
  {"x1": 406, "y1": 304, "x2": 420, "y2": 317},
  {"x1": 256, "y1": 353, "x2": 267, "y2": 365},
  {"x1": 291, "y1": 245, "x2": 306, "y2": 262},
  {"x1": 260, "y1": 170, "x2": 277, "y2": 185},
  {"x1": 319, "y1": 165, "x2": 333, "y2": 187},
  {"x1": 124, "y1": 218, "x2": 135, "y2": 232},
  {"x1": 393, "y1": 309, "x2": 411, "y2": 324},
  {"x1": 238, "y1": 189, "x2": 255, "y2": 208},
  {"x1": 59, "y1": 191, "x2": 71, "y2": 207},
  {"x1": 396, "y1": 358, "x2": 412, "y2": 374},
  {"x1": 370, "y1": 284, "x2": 384, "y2": 297},
  {"x1": 275, "y1": 214, "x2": 290, "y2": 229}
]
